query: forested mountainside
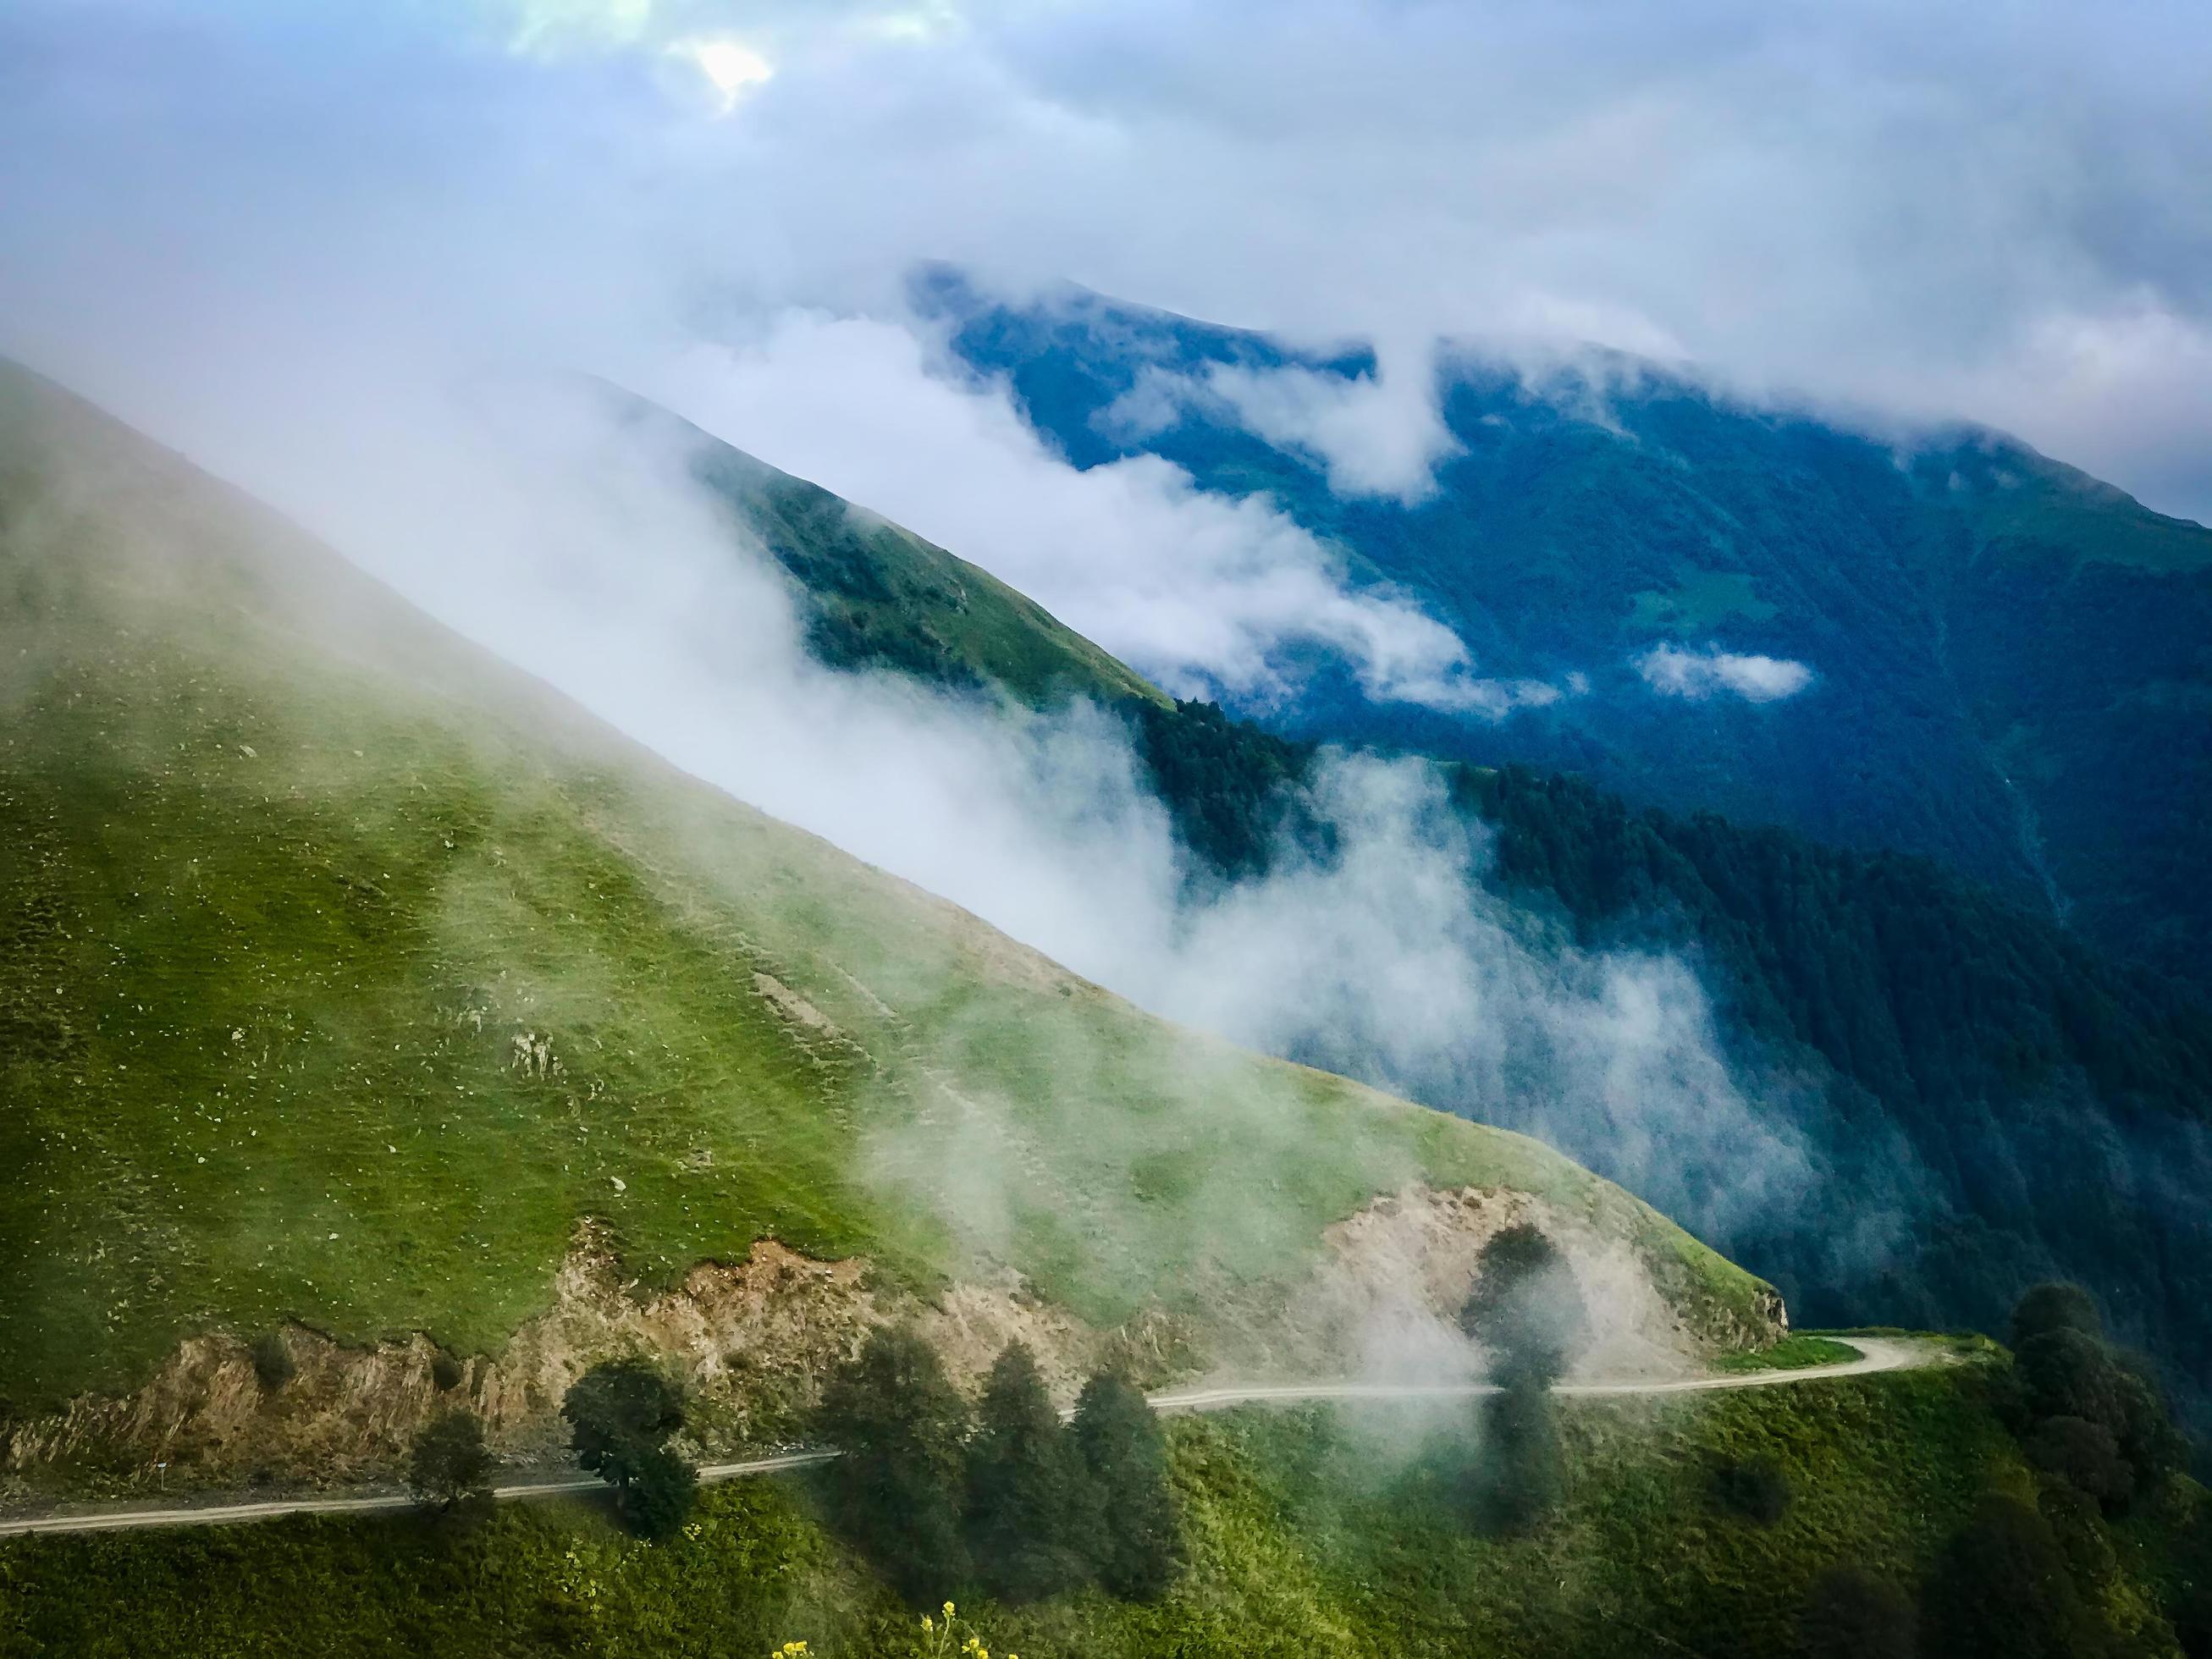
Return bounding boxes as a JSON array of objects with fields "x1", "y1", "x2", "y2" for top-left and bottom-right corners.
[
  {"x1": 918, "y1": 266, "x2": 2212, "y2": 987},
  {"x1": 1134, "y1": 702, "x2": 2212, "y2": 1425},
  {"x1": 0, "y1": 358, "x2": 1762, "y2": 1419},
  {"x1": 650, "y1": 376, "x2": 2212, "y2": 1424}
]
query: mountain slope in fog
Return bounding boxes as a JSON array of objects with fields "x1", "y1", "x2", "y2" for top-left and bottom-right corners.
[
  {"x1": 0, "y1": 359, "x2": 1771, "y2": 1410},
  {"x1": 640, "y1": 367, "x2": 2212, "y2": 1423},
  {"x1": 599, "y1": 387, "x2": 1167, "y2": 712},
  {"x1": 917, "y1": 265, "x2": 2212, "y2": 989}
]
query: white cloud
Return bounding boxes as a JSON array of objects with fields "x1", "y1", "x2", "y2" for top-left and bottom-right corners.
[
  {"x1": 196, "y1": 370, "x2": 1823, "y2": 1252},
  {"x1": 670, "y1": 36, "x2": 775, "y2": 107},
  {"x1": 648, "y1": 310, "x2": 1531, "y2": 712},
  {"x1": 1136, "y1": 354, "x2": 1465, "y2": 504},
  {"x1": 1636, "y1": 644, "x2": 1814, "y2": 703}
]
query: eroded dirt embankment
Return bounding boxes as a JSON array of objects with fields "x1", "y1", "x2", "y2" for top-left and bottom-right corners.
[{"x1": 0, "y1": 1186, "x2": 1783, "y2": 1494}]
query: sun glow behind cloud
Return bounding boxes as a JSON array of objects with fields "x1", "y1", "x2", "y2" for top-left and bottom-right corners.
[{"x1": 673, "y1": 35, "x2": 775, "y2": 107}]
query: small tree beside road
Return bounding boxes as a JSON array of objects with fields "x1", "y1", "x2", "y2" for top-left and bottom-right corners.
[
  {"x1": 561, "y1": 1358, "x2": 697, "y2": 1540},
  {"x1": 409, "y1": 1408, "x2": 495, "y2": 1526}
]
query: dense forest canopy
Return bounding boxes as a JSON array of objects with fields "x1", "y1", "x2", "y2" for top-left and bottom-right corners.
[
  {"x1": 1131, "y1": 698, "x2": 2212, "y2": 1422},
  {"x1": 923, "y1": 267, "x2": 2212, "y2": 989}
]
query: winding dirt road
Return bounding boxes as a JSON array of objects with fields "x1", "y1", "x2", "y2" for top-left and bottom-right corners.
[
  {"x1": 0, "y1": 1337, "x2": 1933, "y2": 1540},
  {"x1": 1149, "y1": 1335, "x2": 1928, "y2": 1413}
]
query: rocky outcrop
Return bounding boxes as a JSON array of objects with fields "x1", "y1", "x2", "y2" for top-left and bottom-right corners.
[
  {"x1": 1, "y1": 1224, "x2": 1098, "y2": 1491},
  {"x1": 0, "y1": 1185, "x2": 1781, "y2": 1496}
]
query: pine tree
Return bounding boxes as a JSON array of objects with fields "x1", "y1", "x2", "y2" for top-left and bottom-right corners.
[
  {"x1": 815, "y1": 1326, "x2": 972, "y2": 1602},
  {"x1": 963, "y1": 1342, "x2": 1101, "y2": 1603},
  {"x1": 1071, "y1": 1370, "x2": 1178, "y2": 1601},
  {"x1": 1459, "y1": 1223, "x2": 1589, "y2": 1387},
  {"x1": 2005, "y1": 1282, "x2": 2184, "y2": 1500}
]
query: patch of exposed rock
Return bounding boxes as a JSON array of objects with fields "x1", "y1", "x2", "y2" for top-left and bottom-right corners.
[
  {"x1": 0, "y1": 1224, "x2": 1125, "y2": 1493},
  {"x1": 1216, "y1": 1183, "x2": 1786, "y2": 1384},
  {"x1": 0, "y1": 1186, "x2": 1779, "y2": 1496}
]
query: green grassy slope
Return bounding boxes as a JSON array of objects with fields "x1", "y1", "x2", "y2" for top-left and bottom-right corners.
[
  {"x1": 1950, "y1": 442, "x2": 2212, "y2": 576},
  {"x1": 0, "y1": 360, "x2": 1768, "y2": 1410},
  {"x1": 614, "y1": 392, "x2": 1164, "y2": 710},
  {"x1": 2, "y1": 1363, "x2": 2187, "y2": 1657}
]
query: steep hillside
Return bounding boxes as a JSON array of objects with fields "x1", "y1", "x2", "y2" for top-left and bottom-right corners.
[
  {"x1": 604, "y1": 389, "x2": 1163, "y2": 711},
  {"x1": 918, "y1": 266, "x2": 2212, "y2": 986},
  {"x1": 1133, "y1": 708, "x2": 2212, "y2": 1423},
  {"x1": 1458, "y1": 767, "x2": 2212, "y2": 1395},
  {"x1": 629, "y1": 367, "x2": 2212, "y2": 1421},
  {"x1": 0, "y1": 361, "x2": 1769, "y2": 1451}
]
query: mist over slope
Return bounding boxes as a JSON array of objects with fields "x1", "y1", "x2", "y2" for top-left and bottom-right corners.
[
  {"x1": 918, "y1": 267, "x2": 2212, "y2": 987},
  {"x1": 592, "y1": 371, "x2": 2212, "y2": 1423},
  {"x1": 0, "y1": 357, "x2": 1777, "y2": 1415},
  {"x1": 619, "y1": 389, "x2": 1163, "y2": 712}
]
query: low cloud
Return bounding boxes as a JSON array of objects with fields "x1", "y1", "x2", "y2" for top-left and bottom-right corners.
[
  {"x1": 1106, "y1": 351, "x2": 1464, "y2": 504},
  {"x1": 0, "y1": 0, "x2": 1935, "y2": 1326},
  {"x1": 97, "y1": 346, "x2": 1835, "y2": 1287},
  {"x1": 1636, "y1": 644, "x2": 1813, "y2": 703},
  {"x1": 649, "y1": 310, "x2": 1524, "y2": 713}
]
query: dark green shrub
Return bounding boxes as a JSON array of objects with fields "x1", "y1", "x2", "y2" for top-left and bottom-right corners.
[
  {"x1": 1919, "y1": 1494, "x2": 2109, "y2": 1658},
  {"x1": 615, "y1": 1445, "x2": 698, "y2": 1543},
  {"x1": 2006, "y1": 1283, "x2": 2186, "y2": 1496},
  {"x1": 408, "y1": 1408, "x2": 495, "y2": 1522},
  {"x1": 2011, "y1": 1282, "x2": 2104, "y2": 1350},
  {"x1": 250, "y1": 1332, "x2": 295, "y2": 1393},
  {"x1": 1709, "y1": 1456, "x2": 1792, "y2": 1526},
  {"x1": 560, "y1": 1359, "x2": 695, "y2": 1540},
  {"x1": 2026, "y1": 1415, "x2": 2133, "y2": 1511},
  {"x1": 2016, "y1": 1329, "x2": 2127, "y2": 1434}
]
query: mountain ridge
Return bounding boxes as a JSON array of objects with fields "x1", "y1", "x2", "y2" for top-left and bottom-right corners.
[
  {"x1": 915, "y1": 265, "x2": 2212, "y2": 986},
  {"x1": 602, "y1": 348, "x2": 2212, "y2": 1426}
]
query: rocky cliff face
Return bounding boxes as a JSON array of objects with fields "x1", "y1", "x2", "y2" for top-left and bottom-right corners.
[{"x1": 0, "y1": 1188, "x2": 1783, "y2": 1499}]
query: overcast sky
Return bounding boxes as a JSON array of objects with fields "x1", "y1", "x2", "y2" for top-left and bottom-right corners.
[{"x1": 3, "y1": 0, "x2": 2209, "y2": 526}]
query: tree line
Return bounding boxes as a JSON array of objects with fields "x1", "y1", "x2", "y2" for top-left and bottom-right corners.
[
  {"x1": 402, "y1": 1263, "x2": 2204, "y2": 1649},
  {"x1": 406, "y1": 1226, "x2": 1579, "y2": 1564},
  {"x1": 817, "y1": 1330, "x2": 1177, "y2": 1606},
  {"x1": 1454, "y1": 1234, "x2": 2209, "y2": 1656},
  {"x1": 1798, "y1": 1281, "x2": 2198, "y2": 1659},
  {"x1": 400, "y1": 1335, "x2": 1178, "y2": 1608}
]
